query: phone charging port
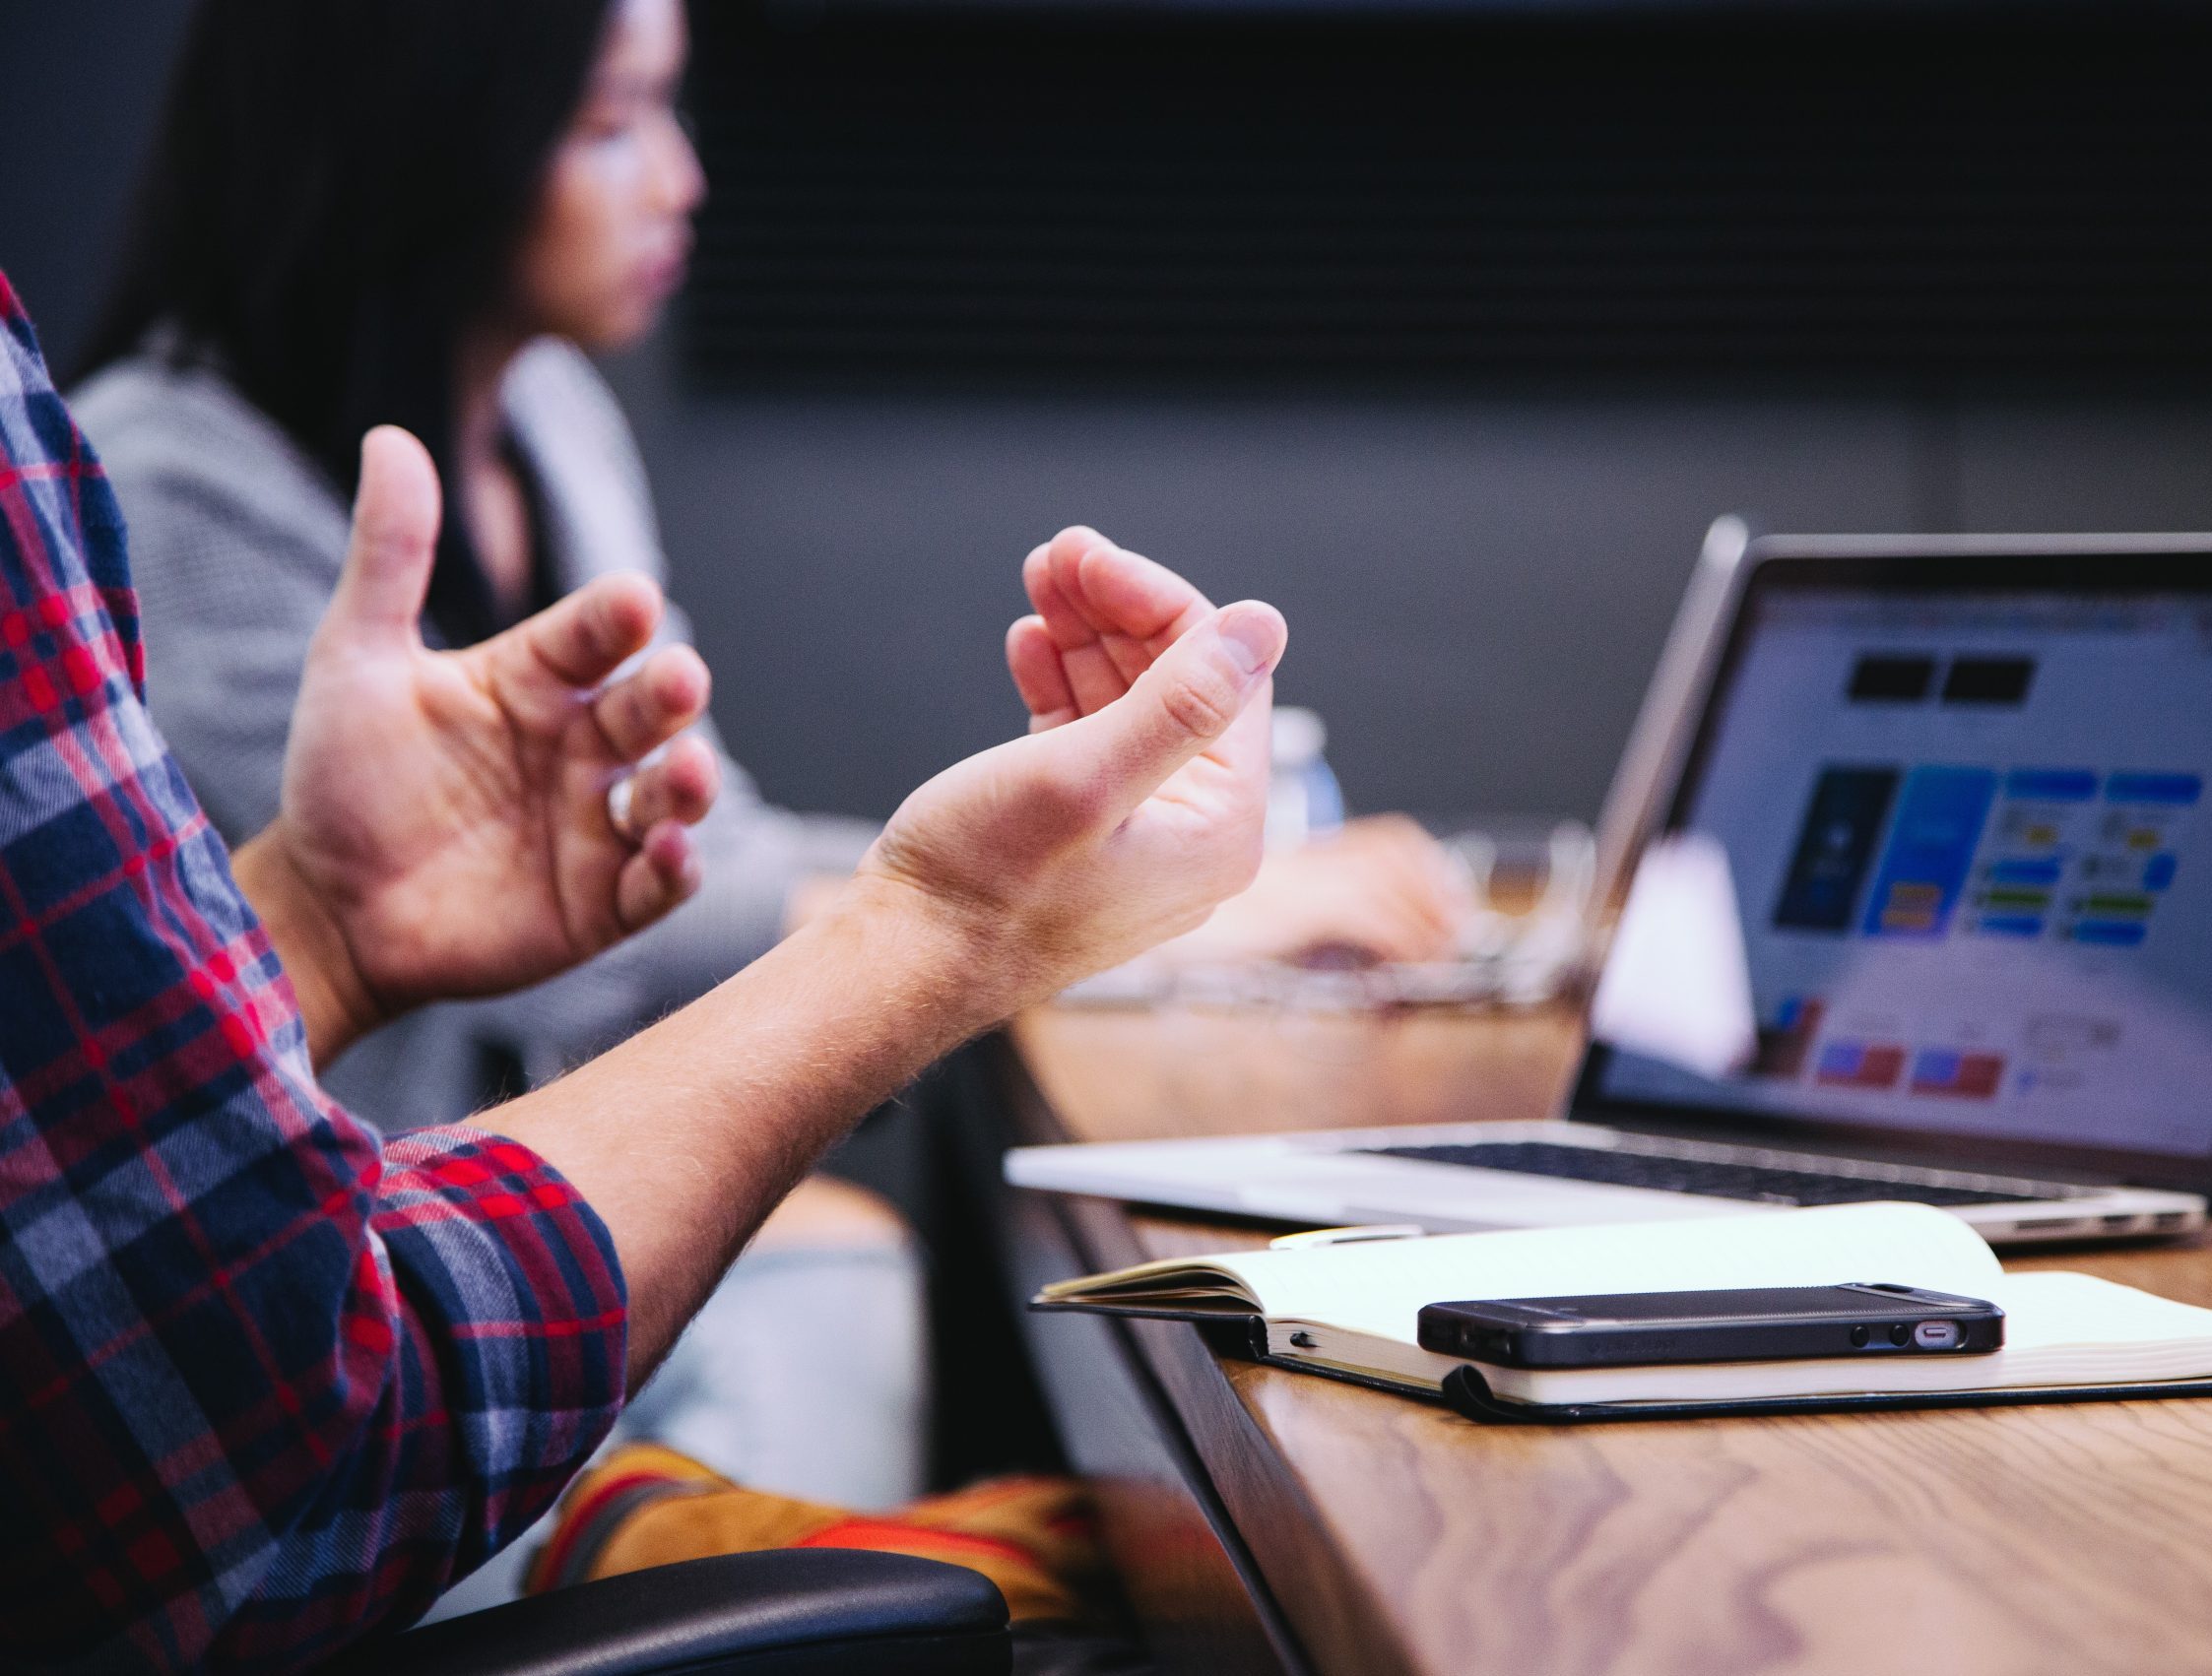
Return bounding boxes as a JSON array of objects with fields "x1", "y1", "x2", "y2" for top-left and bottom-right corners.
[{"x1": 1914, "y1": 1321, "x2": 1963, "y2": 1349}]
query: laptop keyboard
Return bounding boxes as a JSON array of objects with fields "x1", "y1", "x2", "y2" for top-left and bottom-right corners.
[{"x1": 1358, "y1": 1140, "x2": 2054, "y2": 1207}]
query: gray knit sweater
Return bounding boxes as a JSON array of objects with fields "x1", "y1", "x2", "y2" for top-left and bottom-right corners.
[{"x1": 73, "y1": 338, "x2": 874, "y2": 1130}]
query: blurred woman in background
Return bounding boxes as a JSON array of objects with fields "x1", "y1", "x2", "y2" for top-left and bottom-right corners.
[{"x1": 73, "y1": 0, "x2": 1465, "y2": 1606}]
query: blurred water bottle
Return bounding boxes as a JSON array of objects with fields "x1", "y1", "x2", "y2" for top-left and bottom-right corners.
[{"x1": 1267, "y1": 706, "x2": 1345, "y2": 850}]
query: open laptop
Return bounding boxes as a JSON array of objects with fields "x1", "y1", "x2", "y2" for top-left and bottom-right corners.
[{"x1": 1007, "y1": 532, "x2": 2212, "y2": 1246}]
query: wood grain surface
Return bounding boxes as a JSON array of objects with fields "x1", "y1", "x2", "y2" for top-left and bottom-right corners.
[
  {"x1": 1013, "y1": 1003, "x2": 1583, "y2": 1143},
  {"x1": 1006, "y1": 1004, "x2": 2212, "y2": 1676}
]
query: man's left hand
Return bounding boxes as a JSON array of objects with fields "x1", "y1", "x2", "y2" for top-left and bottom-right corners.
[{"x1": 236, "y1": 426, "x2": 718, "y2": 1062}]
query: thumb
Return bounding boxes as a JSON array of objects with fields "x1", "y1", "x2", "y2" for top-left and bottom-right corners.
[
  {"x1": 325, "y1": 425, "x2": 441, "y2": 650},
  {"x1": 1049, "y1": 600, "x2": 1287, "y2": 823}
]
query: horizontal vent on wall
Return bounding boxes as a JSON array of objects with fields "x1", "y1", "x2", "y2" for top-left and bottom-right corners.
[{"x1": 682, "y1": 6, "x2": 2212, "y2": 390}]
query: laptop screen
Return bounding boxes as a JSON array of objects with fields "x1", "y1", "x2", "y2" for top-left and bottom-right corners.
[{"x1": 1587, "y1": 559, "x2": 2212, "y2": 1172}]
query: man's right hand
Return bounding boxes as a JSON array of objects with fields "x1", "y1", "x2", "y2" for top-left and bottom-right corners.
[{"x1": 855, "y1": 528, "x2": 1286, "y2": 1014}]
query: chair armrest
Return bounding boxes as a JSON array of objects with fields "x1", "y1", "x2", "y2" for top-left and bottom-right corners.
[{"x1": 327, "y1": 1551, "x2": 1009, "y2": 1676}]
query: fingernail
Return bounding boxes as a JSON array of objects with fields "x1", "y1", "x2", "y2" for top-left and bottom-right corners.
[{"x1": 1216, "y1": 604, "x2": 1283, "y2": 677}]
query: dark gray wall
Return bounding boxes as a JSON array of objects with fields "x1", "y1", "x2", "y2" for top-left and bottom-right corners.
[
  {"x1": 605, "y1": 363, "x2": 2212, "y2": 824},
  {"x1": 0, "y1": 3, "x2": 189, "y2": 378},
  {"x1": 16, "y1": 8, "x2": 2212, "y2": 828}
]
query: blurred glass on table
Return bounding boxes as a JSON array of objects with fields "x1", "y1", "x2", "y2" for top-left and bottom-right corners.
[{"x1": 1266, "y1": 706, "x2": 1346, "y2": 851}]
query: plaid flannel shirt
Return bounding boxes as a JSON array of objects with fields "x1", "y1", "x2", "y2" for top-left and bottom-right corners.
[{"x1": 0, "y1": 273, "x2": 628, "y2": 1671}]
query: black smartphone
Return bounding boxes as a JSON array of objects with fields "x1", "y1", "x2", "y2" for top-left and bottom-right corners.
[{"x1": 1416, "y1": 1283, "x2": 2005, "y2": 1370}]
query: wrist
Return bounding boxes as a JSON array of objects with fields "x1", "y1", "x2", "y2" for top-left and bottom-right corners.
[
  {"x1": 232, "y1": 822, "x2": 386, "y2": 1064},
  {"x1": 826, "y1": 869, "x2": 1037, "y2": 1038}
]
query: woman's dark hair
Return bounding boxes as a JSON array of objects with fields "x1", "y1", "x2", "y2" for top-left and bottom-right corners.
[{"x1": 79, "y1": 0, "x2": 617, "y2": 639}]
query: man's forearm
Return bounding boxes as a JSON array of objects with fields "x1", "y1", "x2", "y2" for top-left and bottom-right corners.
[{"x1": 488, "y1": 874, "x2": 1007, "y2": 1386}]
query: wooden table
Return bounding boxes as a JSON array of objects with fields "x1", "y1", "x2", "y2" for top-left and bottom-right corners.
[{"x1": 980, "y1": 1003, "x2": 2212, "y2": 1676}]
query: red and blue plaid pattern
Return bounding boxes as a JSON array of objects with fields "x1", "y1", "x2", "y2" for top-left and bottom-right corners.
[{"x1": 0, "y1": 272, "x2": 627, "y2": 1672}]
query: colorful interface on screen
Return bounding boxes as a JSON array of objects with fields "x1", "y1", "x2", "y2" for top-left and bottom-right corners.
[{"x1": 1596, "y1": 585, "x2": 2212, "y2": 1159}]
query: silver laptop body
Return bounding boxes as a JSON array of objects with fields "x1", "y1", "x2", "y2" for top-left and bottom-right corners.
[{"x1": 1008, "y1": 532, "x2": 2212, "y2": 1247}]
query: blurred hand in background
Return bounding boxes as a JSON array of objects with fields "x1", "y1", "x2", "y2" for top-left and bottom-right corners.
[{"x1": 1167, "y1": 813, "x2": 1472, "y2": 967}]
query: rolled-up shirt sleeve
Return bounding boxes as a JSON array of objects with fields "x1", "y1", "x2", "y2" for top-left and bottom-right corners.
[{"x1": 0, "y1": 273, "x2": 626, "y2": 1675}]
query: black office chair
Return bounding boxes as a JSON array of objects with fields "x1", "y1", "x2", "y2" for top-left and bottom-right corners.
[{"x1": 326, "y1": 1550, "x2": 1010, "y2": 1675}]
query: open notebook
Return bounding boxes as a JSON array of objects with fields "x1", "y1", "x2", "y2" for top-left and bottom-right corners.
[{"x1": 1033, "y1": 1202, "x2": 2212, "y2": 1418}]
